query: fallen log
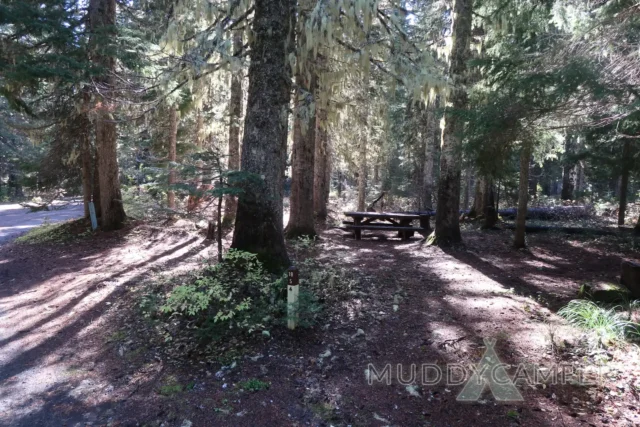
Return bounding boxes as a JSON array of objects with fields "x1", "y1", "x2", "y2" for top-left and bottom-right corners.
[
  {"x1": 20, "y1": 202, "x2": 49, "y2": 212},
  {"x1": 503, "y1": 224, "x2": 618, "y2": 236},
  {"x1": 498, "y1": 205, "x2": 591, "y2": 220}
]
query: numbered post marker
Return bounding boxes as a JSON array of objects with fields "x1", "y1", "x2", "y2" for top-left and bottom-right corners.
[{"x1": 287, "y1": 266, "x2": 299, "y2": 330}]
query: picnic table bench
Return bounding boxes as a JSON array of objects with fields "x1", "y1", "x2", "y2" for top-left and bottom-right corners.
[{"x1": 341, "y1": 211, "x2": 433, "y2": 241}]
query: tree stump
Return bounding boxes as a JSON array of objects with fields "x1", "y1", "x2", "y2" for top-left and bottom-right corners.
[{"x1": 620, "y1": 261, "x2": 640, "y2": 299}]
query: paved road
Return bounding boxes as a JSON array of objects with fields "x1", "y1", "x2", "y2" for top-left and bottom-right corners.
[{"x1": 0, "y1": 202, "x2": 85, "y2": 245}]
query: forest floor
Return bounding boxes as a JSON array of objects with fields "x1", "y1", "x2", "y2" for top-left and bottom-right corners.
[{"x1": 0, "y1": 213, "x2": 639, "y2": 426}]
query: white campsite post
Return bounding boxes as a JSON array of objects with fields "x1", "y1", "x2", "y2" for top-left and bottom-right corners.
[
  {"x1": 88, "y1": 202, "x2": 98, "y2": 230},
  {"x1": 287, "y1": 266, "x2": 299, "y2": 330}
]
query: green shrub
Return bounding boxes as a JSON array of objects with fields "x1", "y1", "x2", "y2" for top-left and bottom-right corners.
[
  {"x1": 161, "y1": 250, "x2": 274, "y2": 337},
  {"x1": 160, "y1": 249, "x2": 324, "y2": 341},
  {"x1": 559, "y1": 299, "x2": 639, "y2": 349}
]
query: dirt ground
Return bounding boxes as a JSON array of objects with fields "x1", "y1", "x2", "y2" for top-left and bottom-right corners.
[{"x1": 0, "y1": 219, "x2": 639, "y2": 427}]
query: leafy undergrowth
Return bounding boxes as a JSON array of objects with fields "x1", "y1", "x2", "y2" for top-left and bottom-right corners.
[
  {"x1": 128, "y1": 242, "x2": 359, "y2": 364},
  {"x1": 15, "y1": 218, "x2": 93, "y2": 244}
]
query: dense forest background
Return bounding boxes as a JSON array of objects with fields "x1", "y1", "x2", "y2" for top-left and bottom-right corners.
[{"x1": 1, "y1": 0, "x2": 639, "y2": 258}]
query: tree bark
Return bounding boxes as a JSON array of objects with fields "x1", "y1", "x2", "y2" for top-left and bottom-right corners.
[
  {"x1": 435, "y1": 0, "x2": 472, "y2": 245},
  {"x1": 561, "y1": 133, "x2": 576, "y2": 201},
  {"x1": 529, "y1": 160, "x2": 541, "y2": 200},
  {"x1": 514, "y1": 142, "x2": 532, "y2": 248},
  {"x1": 470, "y1": 175, "x2": 484, "y2": 217},
  {"x1": 195, "y1": 109, "x2": 204, "y2": 150},
  {"x1": 357, "y1": 133, "x2": 367, "y2": 211},
  {"x1": 423, "y1": 99, "x2": 439, "y2": 210},
  {"x1": 481, "y1": 179, "x2": 498, "y2": 229},
  {"x1": 357, "y1": 78, "x2": 369, "y2": 212},
  {"x1": 231, "y1": 0, "x2": 292, "y2": 271},
  {"x1": 462, "y1": 169, "x2": 471, "y2": 211},
  {"x1": 79, "y1": 113, "x2": 93, "y2": 219},
  {"x1": 286, "y1": 52, "x2": 317, "y2": 237},
  {"x1": 89, "y1": 0, "x2": 125, "y2": 230},
  {"x1": 314, "y1": 104, "x2": 330, "y2": 219},
  {"x1": 167, "y1": 107, "x2": 178, "y2": 210},
  {"x1": 223, "y1": 31, "x2": 243, "y2": 226},
  {"x1": 618, "y1": 139, "x2": 632, "y2": 226},
  {"x1": 92, "y1": 149, "x2": 101, "y2": 218}
]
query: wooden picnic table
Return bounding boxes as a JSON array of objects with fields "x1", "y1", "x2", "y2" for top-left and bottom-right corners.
[{"x1": 342, "y1": 211, "x2": 432, "y2": 241}]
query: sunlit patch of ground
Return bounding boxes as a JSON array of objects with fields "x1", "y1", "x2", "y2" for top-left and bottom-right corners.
[{"x1": 0, "y1": 223, "x2": 217, "y2": 425}]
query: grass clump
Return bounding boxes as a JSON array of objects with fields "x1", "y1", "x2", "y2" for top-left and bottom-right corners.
[
  {"x1": 239, "y1": 378, "x2": 269, "y2": 392},
  {"x1": 559, "y1": 299, "x2": 639, "y2": 348},
  {"x1": 158, "y1": 376, "x2": 183, "y2": 396},
  {"x1": 15, "y1": 218, "x2": 91, "y2": 244}
]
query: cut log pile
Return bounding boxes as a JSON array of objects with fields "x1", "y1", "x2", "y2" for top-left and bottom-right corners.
[{"x1": 497, "y1": 205, "x2": 592, "y2": 220}]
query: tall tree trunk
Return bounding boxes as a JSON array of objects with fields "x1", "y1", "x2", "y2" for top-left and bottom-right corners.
[
  {"x1": 357, "y1": 76, "x2": 369, "y2": 212},
  {"x1": 80, "y1": 120, "x2": 92, "y2": 219},
  {"x1": 462, "y1": 169, "x2": 471, "y2": 211},
  {"x1": 195, "y1": 109, "x2": 204, "y2": 150},
  {"x1": 423, "y1": 99, "x2": 439, "y2": 210},
  {"x1": 223, "y1": 31, "x2": 243, "y2": 226},
  {"x1": 529, "y1": 160, "x2": 541, "y2": 200},
  {"x1": 435, "y1": 0, "x2": 472, "y2": 244},
  {"x1": 79, "y1": 89, "x2": 93, "y2": 219},
  {"x1": 357, "y1": 136, "x2": 367, "y2": 211},
  {"x1": 618, "y1": 139, "x2": 632, "y2": 226},
  {"x1": 373, "y1": 160, "x2": 380, "y2": 184},
  {"x1": 470, "y1": 175, "x2": 485, "y2": 217},
  {"x1": 635, "y1": 215, "x2": 640, "y2": 235},
  {"x1": 314, "y1": 105, "x2": 330, "y2": 219},
  {"x1": 514, "y1": 142, "x2": 532, "y2": 248},
  {"x1": 92, "y1": 149, "x2": 101, "y2": 218},
  {"x1": 231, "y1": 0, "x2": 292, "y2": 271},
  {"x1": 576, "y1": 160, "x2": 585, "y2": 194},
  {"x1": 89, "y1": 0, "x2": 125, "y2": 230},
  {"x1": 481, "y1": 179, "x2": 498, "y2": 229},
  {"x1": 167, "y1": 107, "x2": 178, "y2": 210},
  {"x1": 561, "y1": 134, "x2": 576, "y2": 201},
  {"x1": 286, "y1": 45, "x2": 317, "y2": 237}
]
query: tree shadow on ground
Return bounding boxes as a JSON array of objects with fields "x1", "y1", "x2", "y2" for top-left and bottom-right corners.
[
  {"x1": 0, "y1": 228, "x2": 210, "y2": 426},
  {"x1": 313, "y1": 230, "x2": 600, "y2": 426}
]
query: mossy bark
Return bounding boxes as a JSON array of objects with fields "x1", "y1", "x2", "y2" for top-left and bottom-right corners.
[
  {"x1": 167, "y1": 107, "x2": 177, "y2": 210},
  {"x1": 422, "y1": 99, "x2": 439, "y2": 211},
  {"x1": 231, "y1": 0, "x2": 293, "y2": 272},
  {"x1": 356, "y1": 75, "x2": 369, "y2": 212},
  {"x1": 435, "y1": 0, "x2": 472, "y2": 245},
  {"x1": 80, "y1": 114, "x2": 93, "y2": 219},
  {"x1": 286, "y1": 42, "x2": 317, "y2": 238},
  {"x1": 313, "y1": 105, "x2": 330, "y2": 219},
  {"x1": 223, "y1": 31, "x2": 243, "y2": 226},
  {"x1": 89, "y1": 0, "x2": 125, "y2": 230}
]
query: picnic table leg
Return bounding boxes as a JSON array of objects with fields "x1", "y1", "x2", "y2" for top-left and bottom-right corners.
[
  {"x1": 400, "y1": 219, "x2": 412, "y2": 240},
  {"x1": 354, "y1": 218, "x2": 361, "y2": 240},
  {"x1": 420, "y1": 215, "x2": 430, "y2": 234}
]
